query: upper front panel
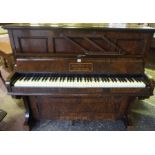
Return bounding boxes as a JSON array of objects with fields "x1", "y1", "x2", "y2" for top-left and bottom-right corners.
[{"x1": 7, "y1": 28, "x2": 153, "y2": 57}]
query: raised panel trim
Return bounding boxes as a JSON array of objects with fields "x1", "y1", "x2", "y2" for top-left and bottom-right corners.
[{"x1": 18, "y1": 37, "x2": 48, "y2": 53}]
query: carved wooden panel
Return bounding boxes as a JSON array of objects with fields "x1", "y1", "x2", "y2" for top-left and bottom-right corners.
[
  {"x1": 116, "y1": 39, "x2": 144, "y2": 54},
  {"x1": 54, "y1": 38, "x2": 82, "y2": 53},
  {"x1": 9, "y1": 29, "x2": 153, "y2": 56},
  {"x1": 19, "y1": 37, "x2": 48, "y2": 53},
  {"x1": 54, "y1": 36, "x2": 122, "y2": 54},
  {"x1": 29, "y1": 96, "x2": 123, "y2": 120}
]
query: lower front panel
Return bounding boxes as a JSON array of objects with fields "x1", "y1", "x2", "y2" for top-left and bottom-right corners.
[{"x1": 27, "y1": 96, "x2": 132, "y2": 121}]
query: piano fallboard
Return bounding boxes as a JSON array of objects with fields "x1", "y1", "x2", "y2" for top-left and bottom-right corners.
[{"x1": 15, "y1": 57, "x2": 144, "y2": 74}]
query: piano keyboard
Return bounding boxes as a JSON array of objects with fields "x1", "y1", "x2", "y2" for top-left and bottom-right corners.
[{"x1": 13, "y1": 74, "x2": 146, "y2": 88}]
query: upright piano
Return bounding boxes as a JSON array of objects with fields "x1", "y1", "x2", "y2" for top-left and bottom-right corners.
[{"x1": 3, "y1": 23, "x2": 155, "y2": 130}]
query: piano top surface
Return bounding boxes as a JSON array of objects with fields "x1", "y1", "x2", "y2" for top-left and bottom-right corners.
[{"x1": 3, "y1": 23, "x2": 155, "y2": 31}]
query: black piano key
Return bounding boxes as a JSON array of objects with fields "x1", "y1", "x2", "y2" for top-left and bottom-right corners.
[
  {"x1": 105, "y1": 77, "x2": 108, "y2": 82},
  {"x1": 113, "y1": 78, "x2": 117, "y2": 82},
  {"x1": 32, "y1": 75, "x2": 37, "y2": 81},
  {"x1": 43, "y1": 76, "x2": 47, "y2": 81},
  {"x1": 41, "y1": 76, "x2": 45, "y2": 81},
  {"x1": 137, "y1": 78, "x2": 142, "y2": 82},
  {"x1": 122, "y1": 77, "x2": 126, "y2": 82},
  {"x1": 49, "y1": 75, "x2": 53, "y2": 81},
  {"x1": 105, "y1": 78, "x2": 108, "y2": 82},
  {"x1": 78, "y1": 76, "x2": 81, "y2": 82},
  {"x1": 42, "y1": 75, "x2": 46, "y2": 81},
  {"x1": 55, "y1": 76, "x2": 58, "y2": 81},
  {"x1": 24, "y1": 75, "x2": 29, "y2": 81},
  {"x1": 129, "y1": 78, "x2": 133, "y2": 82},
  {"x1": 106, "y1": 78, "x2": 109, "y2": 82},
  {"x1": 44, "y1": 75, "x2": 48, "y2": 81},
  {"x1": 76, "y1": 76, "x2": 81, "y2": 82},
  {"x1": 53, "y1": 76, "x2": 56, "y2": 81},
  {"x1": 33, "y1": 76, "x2": 37, "y2": 81},
  {"x1": 67, "y1": 76, "x2": 70, "y2": 81},
  {"x1": 37, "y1": 76, "x2": 42, "y2": 81},
  {"x1": 96, "y1": 77, "x2": 99, "y2": 82},
  {"x1": 62, "y1": 76, "x2": 66, "y2": 81},
  {"x1": 106, "y1": 77, "x2": 111, "y2": 82},
  {"x1": 51, "y1": 76, "x2": 55, "y2": 81},
  {"x1": 121, "y1": 78, "x2": 125, "y2": 82},
  {"x1": 135, "y1": 78, "x2": 139, "y2": 82},
  {"x1": 87, "y1": 77, "x2": 89, "y2": 82},
  {"x1": 18, "y1": 76, "x2": 24, "y2": 81},
  {"x1": 34, "y1": 75, "x2": 38, "y2": 80},
  {"x1": 12, "y1": 75, "x2": 21, "y2": 85},
  {"x1": 118, "y1": 78, "x2": 123, "y2": 82},
  {"x1": 28, "y1": 75, "x2": 32, "y2": 80},
  {"x1": 111, "y1": 78, "x2": 114, "y2": 82},
  {"x1": 72, "y1": 76, "x2": 74, "y2": 81},
  {"x1": 53, "y1": 76, "x2": 57, "y2": 81},
  {"x1": 60, "y1": 76, "x2": 63, "y2": 81},
  {"x1": 51, "y1": 76, "x2": 54, "y2": 81},
  {"x1": 84, "y1": 76, "x2": 87, "y2": 82},
  {"x1": 77, "y1": 77, "x2": 79, "y2": 82},
  {"x1": 101, "y1": 77, "x2": 104, "y2": 82}
]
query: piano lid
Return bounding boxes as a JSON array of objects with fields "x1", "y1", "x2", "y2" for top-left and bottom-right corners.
[{"x1": 3, "y1": 23, "x2": 155, "y2": 31}]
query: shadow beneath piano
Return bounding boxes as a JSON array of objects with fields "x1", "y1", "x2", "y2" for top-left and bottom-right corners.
[{"x1": 32, "y1": 120, "x2": 126, "y2": 131}]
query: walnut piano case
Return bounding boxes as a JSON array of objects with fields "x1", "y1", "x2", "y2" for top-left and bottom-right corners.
[{"x1": 3, "y1": 23, "x2": 155, "y2": 130}]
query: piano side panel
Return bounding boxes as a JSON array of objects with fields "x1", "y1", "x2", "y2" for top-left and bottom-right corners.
[{"x1": 15, "y1": 58, "x2": 144, "y2": 74}]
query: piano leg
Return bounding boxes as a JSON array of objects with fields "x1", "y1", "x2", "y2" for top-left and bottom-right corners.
[
  {"x1": 118, "y1": 97, "x2": 135, "y2": 130},
  {"x1": 23, "y1": 96, "x2": 35, "y2": 131},
  {"x1": 121, "y1": 115, "x2": 134, "y2": 130}
]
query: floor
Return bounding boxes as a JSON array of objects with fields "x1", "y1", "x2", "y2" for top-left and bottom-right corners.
[
  {"x1": 0, "y1": 34, "x2": 155, "y2": 130},
  {"x1": 0, "y1": 68, "x2": 25, "y2": 130}
]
